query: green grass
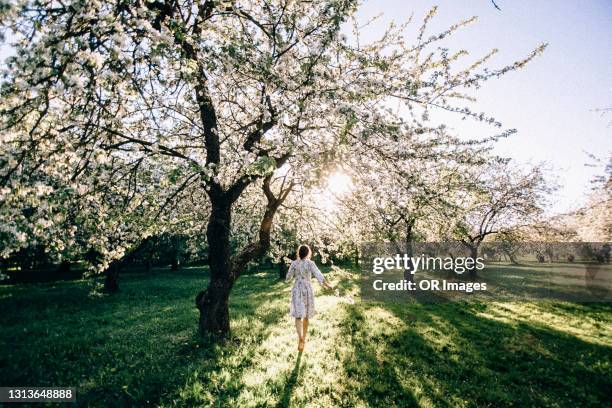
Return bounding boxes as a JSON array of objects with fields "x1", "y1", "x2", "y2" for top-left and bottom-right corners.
[{"x1": 0, "y1": 266, "x2": 610, "y2": 407}]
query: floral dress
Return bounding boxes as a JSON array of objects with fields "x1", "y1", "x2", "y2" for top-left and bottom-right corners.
[{"x1": 285, "y1": 259, "x2": 325, "y2": 318}]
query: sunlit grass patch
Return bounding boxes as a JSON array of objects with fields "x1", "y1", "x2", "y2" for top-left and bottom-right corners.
[{"x1": 476, "y1": 301, "x2": 612, "y2": 346}]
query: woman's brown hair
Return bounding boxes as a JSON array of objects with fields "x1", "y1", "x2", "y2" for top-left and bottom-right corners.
[{"x1": 297, "y1": 245, "x2": 311, "y2": 260}]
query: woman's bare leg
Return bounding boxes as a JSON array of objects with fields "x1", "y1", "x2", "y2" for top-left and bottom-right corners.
[
  {"x1": 294, "y1": 318, "x2": 303, "y2": 341},
  {"x1": 302, "y1": 318, "x2": 309, "y2": 343},
  {"x1": 295, "y1": 318, "x2": 305, "y2": 351}
]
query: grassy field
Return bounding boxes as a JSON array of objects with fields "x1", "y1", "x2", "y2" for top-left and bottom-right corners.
[{"x1": 0, "y1": 266, "x2": 610, "y2": 407}]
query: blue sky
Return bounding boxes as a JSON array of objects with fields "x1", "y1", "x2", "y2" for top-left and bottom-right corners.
[{"x1": 355, "y1": 0, "x2": 611, "y2": 214}]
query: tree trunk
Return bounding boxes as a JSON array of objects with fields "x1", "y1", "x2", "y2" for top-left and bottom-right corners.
[
  {"x1": 196, "y1": 273, "x2": 235, "y2": 336},
  {"x1": 103, "y1": 263, "x2": 120, "y2": 293},
  {"x1": 0, "y1": 257, "x2": 10, "y2": 281},
  {"x1": 196, "y1": 199, "x2": 234, "y2": 337},
  {"x1": 196, "y1": 176, "x2": 290, "y2": 338},
  {"x1": 403, "y1": 220, "x2": 415, "y2": 281},
  {"x1": 468, "y1": 245, "x2": 479, "y2": 279},
  {"x1": 57, "y1": 260, "x2": 71, "y2": 276},
  {"x1": 279, "y1": 258, "x2": 289, "y2": 280}
]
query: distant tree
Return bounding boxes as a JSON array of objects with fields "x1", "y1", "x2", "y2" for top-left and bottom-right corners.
[
  {"x1": 575, "y1": 154, "x2": 611, "y2": 241},
  {"x1": 340, "y1": 128, "x2": 502, "y2": 279},
  {"x1": 451, "y1": 160, "x2": 551, "y2": 277}
]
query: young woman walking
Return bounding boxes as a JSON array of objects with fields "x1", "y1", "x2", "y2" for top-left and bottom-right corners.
[{"x1": 285, "y1": 245, "x2": 334, "y2": 352}]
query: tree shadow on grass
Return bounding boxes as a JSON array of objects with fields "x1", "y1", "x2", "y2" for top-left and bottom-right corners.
[
  {"x1": 428, "y1": 303, "x2": 611, "y2": 407},
  {"x1": 276, "y1": 351, "x2": 304, "y2": 408},
  {"x1": 0, "y1": 269, "x2": 291, "y2": 407},
  {"x1": 337, "y1": 306, "x2": 421, "y2": 407},
  {"x1": 340, "y1": 300, "x2": 611, "y2": 407}
]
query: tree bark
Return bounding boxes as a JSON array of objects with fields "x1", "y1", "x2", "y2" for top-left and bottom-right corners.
[
  {"x1": 504, "y1": 250, "x2": 518, "y2": 265},
  {"x1": 196, "y1": 198, "x2": 234, "y2": 337},
  {"x1": 103, "y1": 263, "x2": 120, "y2": 293},
  {"x1": 279, "y1": 258, "x2": 289, "y2": 280},
  {"x1": 57, "y1": 260, "x2": 71, "y2": 275},
  {"x1": 196, "y1": 273, "x2": 235, "y2": 337},
  {"x1": 403, "y1": 219, "x2": 415, "y2": 281},
  {"x1": 468, "y1": 245, "x2": 479, "y2": 279}
]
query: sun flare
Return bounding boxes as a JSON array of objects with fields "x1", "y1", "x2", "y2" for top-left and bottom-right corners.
[
  {"x1": 326, "y1": 171, "x2": 353, "y2": 195},
  {"x1": 317, "y1": 171, "x2": 353, "y2": 213}
]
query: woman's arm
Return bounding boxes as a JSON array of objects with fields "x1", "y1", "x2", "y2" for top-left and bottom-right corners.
[
  {"x1": 321, "y1": 280, "x2": 334, "y2": 290},
  {"x1": 311, "y1": 261, "x2": 334, "y2": 290},
  {"x1": 285, "y1": 260, "x2": 295, "y2": 282}
]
